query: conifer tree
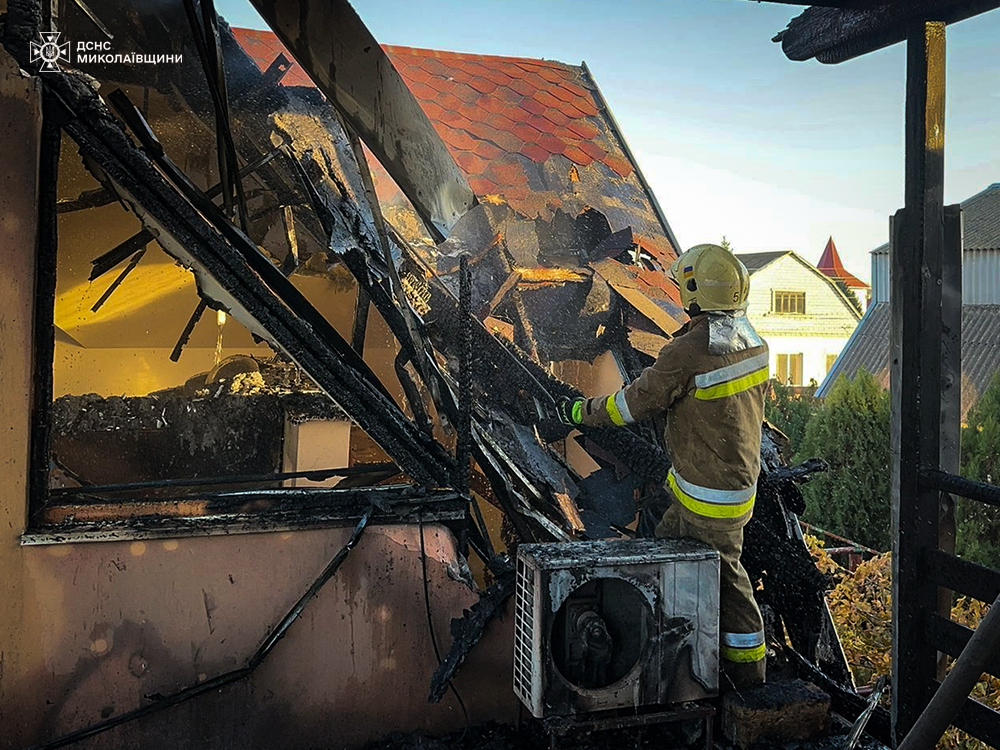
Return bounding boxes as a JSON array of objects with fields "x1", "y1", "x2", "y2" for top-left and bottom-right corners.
[
  {"x1": 796, "y1": 369, "x2": 891, "y2": 549},
  {"x1": 764, "y1": 380, "x2": 816, "y2": 452},
  {"x1": 959, "y1": 372, "x2": 1000, "y2": 566}
]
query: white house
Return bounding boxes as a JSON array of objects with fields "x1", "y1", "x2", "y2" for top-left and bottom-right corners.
[{"x1": 736, "y1": 250, "x2": 863, "y2": 387}]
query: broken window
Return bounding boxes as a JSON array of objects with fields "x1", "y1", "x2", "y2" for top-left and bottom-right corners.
[
  {"x1": 773, "y1": 290, "x2": 806, "y2": 315},
  {"x1": 29, "y1": 79, "x2": 420, "y2": 536}
]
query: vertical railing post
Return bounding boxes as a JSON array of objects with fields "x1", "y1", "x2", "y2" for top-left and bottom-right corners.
[{"x1": 891, "y1": 19, "x2": 947, "y2": 745}]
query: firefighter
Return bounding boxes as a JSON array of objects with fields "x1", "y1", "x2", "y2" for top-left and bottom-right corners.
[{"x1": 555, "y1": 243, "x2": 769, "y2": 688}]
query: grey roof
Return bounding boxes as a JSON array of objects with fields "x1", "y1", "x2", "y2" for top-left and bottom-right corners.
[
  {"x1": 872, "y1": 183, "x2": 1000, "y2": 255},
  {"x1": 817, "y1": 302, "x2": 1000, "y2": 420},
  {"x1": 735, "y1": 251, "x2": 789, "y2": 273}
]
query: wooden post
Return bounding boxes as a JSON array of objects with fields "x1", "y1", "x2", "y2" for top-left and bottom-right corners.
[
  {"x1": 936, "y1": 204, "x2": 963, "y2": 679},
  {"x1": 891, "y1": 20, "x2": 947, "y2": 744}
]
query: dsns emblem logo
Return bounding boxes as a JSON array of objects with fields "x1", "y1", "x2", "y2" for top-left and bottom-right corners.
[{"x1": 30, "y1": 32, "x2": 70, "y2": 72}]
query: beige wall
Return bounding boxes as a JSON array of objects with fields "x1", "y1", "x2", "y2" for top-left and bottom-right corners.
[{"x1": 0, "y1": 51, "x2": 516, "y2": 750}]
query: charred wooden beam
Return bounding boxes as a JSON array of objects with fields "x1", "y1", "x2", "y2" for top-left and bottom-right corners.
[
  {"x1": 181, "y1": 0, "x2": 248, "y2": 230},
  {"x1": 428, "y1": 564, "x2": 516, "y2": 703},
  {"x1": 90, "y1": 248, "x2": 145, "y2": 312},
  {"x1": 37, "y1": 69, "x2": 453, "y2": 486},
  {"x1": 899, "y1": 591, "x2": 1000, "y2": 750},
  {"x1": 57, "y1": 186, "x2": 114, "y2": 213},
  {"x1": 773, "y1": 0, "x2": 1000, "y2": 64},
  {"x1": 29, "y1": 91, "x2": 61, "y2": 518},
  {"x1": 890, "y1": 20, "x2": 949, "y2": 743},
  {"x1": 246, "y1": 0, "x2": 475, "y2": 241}
]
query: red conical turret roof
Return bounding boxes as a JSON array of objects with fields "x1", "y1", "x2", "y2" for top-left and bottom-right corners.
[{"x1": 818, "y1": 236, "x2": 868, "y2": 288}]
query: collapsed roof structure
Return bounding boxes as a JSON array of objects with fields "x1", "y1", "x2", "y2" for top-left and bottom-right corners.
[{"x1": 0, "y1": 0, "x2": 856, "y2": 746}]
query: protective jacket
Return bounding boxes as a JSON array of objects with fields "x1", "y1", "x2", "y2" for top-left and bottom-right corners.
[
  {"x1": 578, "y1": 313, "x2": 768, "y2": 531},
  {"x1": 578, "y1": 311, "x2": 770, "y2": 681}
]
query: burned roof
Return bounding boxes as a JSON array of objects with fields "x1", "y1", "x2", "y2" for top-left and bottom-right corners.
[
  {"x1": 817, "y1": 302, "x2": 1000, "y2": 418},
  {"x1": 231, "y1": 29, "x2": 681, "y2": 273}
]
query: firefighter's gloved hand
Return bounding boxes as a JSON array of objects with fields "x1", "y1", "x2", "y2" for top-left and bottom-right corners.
[
  {"x1": 555, "y1": 397, "x2": 585, "y2": 426},
  {"x1": 537, "y1": 418, "x2": 572, "y2": 443}
]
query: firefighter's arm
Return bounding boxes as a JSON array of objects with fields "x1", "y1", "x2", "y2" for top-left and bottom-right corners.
[{"x1": 557, "y1": 340, "x2": 690, "y2": 428}]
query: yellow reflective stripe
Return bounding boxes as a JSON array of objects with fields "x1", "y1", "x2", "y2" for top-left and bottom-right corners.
[
  {"x1": 694, "y1": 366, "x2": 769, "y2": 401},
  {"x1": 605, "y1": 394, "x2": 627, "y2": 426},
  {"x1": 721, "y1": 643, "x2": 766, "y2": 663},
  {"x1": 571, "y1": 400, "x2": 583, "y2": 424},
  {"x1": 668, "y1": 473, "x2": 755, "y2": 519}
]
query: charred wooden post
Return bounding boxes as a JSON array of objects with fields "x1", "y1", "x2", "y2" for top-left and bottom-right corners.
[
  {"x1": 899, "y1": 590, "x2": 1000, "y2": 750},
  {"x1": 890, "y1": 20, "x2": 947, "y2": 743},
  {"x1": 29, "y1": 91, "x2": 61, "y2": 516},
  {"x1": 936, "y1": 203, "x2": 963, "y2": 677}
]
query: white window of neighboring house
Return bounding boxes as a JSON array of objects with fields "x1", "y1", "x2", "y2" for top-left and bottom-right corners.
[
  {"x1": 776, "y1": 353, "x2": 804, "y2": 386},
  {"x1": 773, "y1": 291, "x2": 806, "y2": 314},
  {"x1": 826, "y1": 353, "x2": 838, "y2": 373}
]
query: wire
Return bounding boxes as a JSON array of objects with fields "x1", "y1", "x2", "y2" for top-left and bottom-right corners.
[{"x1": 418, "y1": 515, "x2": 471, "y2": 734}]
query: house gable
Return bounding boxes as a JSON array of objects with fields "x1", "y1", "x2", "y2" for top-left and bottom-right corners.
[{"x1": 744, "y1": 252, "x2": 862, "y2": 339}]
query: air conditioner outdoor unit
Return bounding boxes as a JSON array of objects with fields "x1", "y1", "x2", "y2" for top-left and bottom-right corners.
[{"x1": 514, "y1": 537, "x2": 720, "y2": 718}]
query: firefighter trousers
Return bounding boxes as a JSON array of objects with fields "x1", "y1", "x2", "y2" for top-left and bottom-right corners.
[{"x1": 654, "y1": 502, "x2": 766, "y2": 688}]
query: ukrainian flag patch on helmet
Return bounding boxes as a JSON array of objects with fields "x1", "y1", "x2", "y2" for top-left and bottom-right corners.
[{"x1": 683, "y1": 266, "x2": 694, "y2": 277}]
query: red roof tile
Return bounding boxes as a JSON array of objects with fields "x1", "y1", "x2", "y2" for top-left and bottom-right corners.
[
  {"x1": 485, "y1": 111, "x2": 517, "y2": 132},
  {"x1": 562, "y1": 144, "x2": 595, "y2": 167},
  {"x1": 230, "y1": 29, "x2": 675, "y2": 269},
  {"x1": 541, "y1": 108, "x2": 572, "y2": 127},
  {"x1": 565, "y1": 120, "x2": 599, "y2": 140},
  {"x1": 508, "y1": 78, "x2": 538, "y2": 98},
  {"x1": 510, "y1": 121, "x2": 542, "y2": 144},
  {"x1": 522, "y1": 143, "x2": 552, "y2": 163},
  {"x1": 536, "y1": 132, "x2": 567, "y2": 155},
  {"x1": 468, "y1": 77, "x2": 499, "y2": 95},
  {"x1": 603, "y1": 153, "x2": 634, "y2": 179},
  {"x1": 455, "y1": 151, "x2": 488, "y2": 175},
  {"x1": 473, "y1": 140, "x2": 505, "y2": 160},
  {"x1": 485, "y1": 158, "x2": 527, "y2": 187},
  {"x1": 578, "y1": 141, "x2": 608, "y2": 161},
  {"x1": 479, "y1": 97, "x2": 509, "y2": 115},
  {"x1": 526, "y1": 114, "x2": 558, "y2": 135},
  {"x1": 494, "y1": 87, "x2": 524, "y2": 105},
  {"x1": 518, "y1": 97, "x2": 548, "y2": 117}
]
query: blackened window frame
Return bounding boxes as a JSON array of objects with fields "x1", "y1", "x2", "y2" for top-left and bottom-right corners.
[{"x1": 23, "y1": 95, "x2": 463, "y2": 543}]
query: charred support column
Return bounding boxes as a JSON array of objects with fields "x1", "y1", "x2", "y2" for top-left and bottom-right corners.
[
  {"x1": 28, "y1": 92, "x2": 61, "y2": 514},
  {"x1": 891, "y1": 20, "x2": 947, "y2": 744},
  {"x1": 936, "y1": 203, "x2": 962, "y2": 678}
]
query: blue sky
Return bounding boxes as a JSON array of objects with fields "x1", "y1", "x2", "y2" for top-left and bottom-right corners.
[{"x1": 219, "y1": 0, "x2": 1000, "y2": 281}]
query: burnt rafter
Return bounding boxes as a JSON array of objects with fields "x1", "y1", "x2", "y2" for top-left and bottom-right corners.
[
  {"x1": 39, "y1": 67, "x2": 454, "y2": 486},
  {"x1": 245, "y1": 0, "x2": 475, "y2": 242},
  {"x1": 774, "y1": 0, "x2": 1000, "y2": 64}
]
